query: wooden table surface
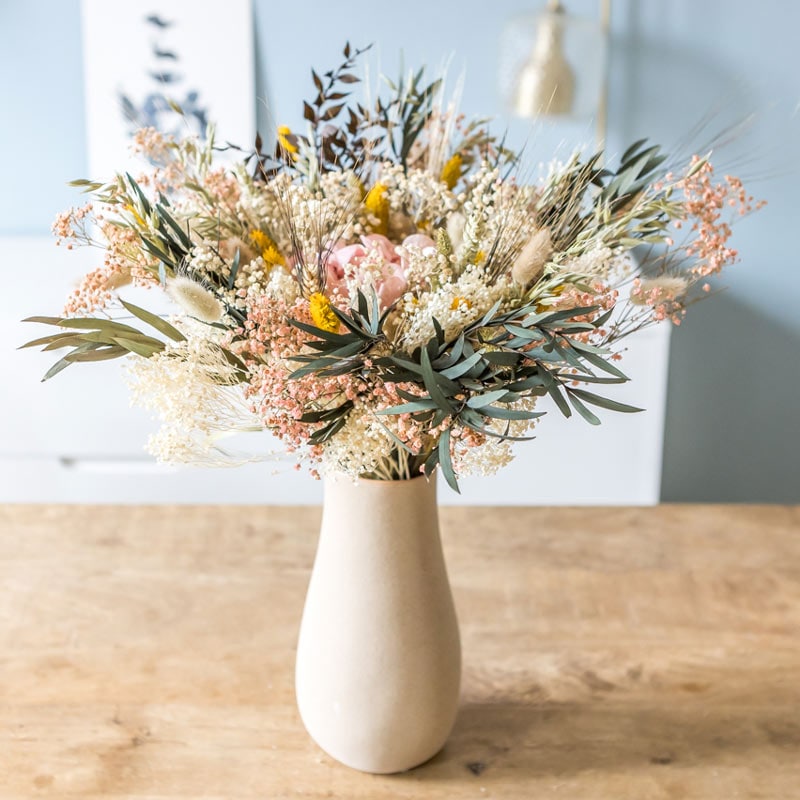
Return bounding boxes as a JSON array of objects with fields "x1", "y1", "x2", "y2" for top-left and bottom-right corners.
[{"x1": 1, "y1": 505, "x2": 798, "y2": 799}]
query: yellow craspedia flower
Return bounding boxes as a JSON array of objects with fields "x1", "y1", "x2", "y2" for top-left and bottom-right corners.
[
  {"x1": 440, "y1": 153, "x2": 463, "y2": 190},
  {"x1": 250, "y1": 230, "x2": 286, "y2": 267},
  {"x1": 309, "y1": 292, "x2": 339, "y2": 333},
  {"x1": 277, "y1": 125, "x2": 298, "y2": 157},
  {"x1": 364, "y1": 182, "x2": 389, "y2": 235}
]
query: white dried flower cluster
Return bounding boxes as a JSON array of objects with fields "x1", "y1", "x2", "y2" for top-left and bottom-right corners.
[
  {"x1": 379, "y1": 162, "x2": 459, "y2": 225},
  {"x1": 234, "y1": 174, "x2": 295, "y2": 254},
  {"x1": 458, "y1": 164, "x2": 500, "y2": 266},
  {"x1": 566, "y1": 245, "x2": 621, "y2": 281},
  {"x1": 231, "y1": 255, "x2": 271, "y2": 298},
  {"x1": 320, "y1": 403, "x2": 396, "y2": 477},
  {"x1": 126, "y1": 334, "x2": 263, "y2": 465},
  {"x1": 454, "y1": 396, "x2": 541, "y2": 477},
  {"x1": 398, "y1": 264, "x2": 511, "y2": 351},
  {"x1": 290, "y1": 193, "x2": 354, "y2": 264},
  {"x1": 262, "y1": 265, "x2": 302, "y2": 303},
  {"x1": 319, "y1": 170, "x2": 368, "y2": 239},
  {"x1": 186, "y1": 242, "x2": 228, "y2": 283},
  {"x1": 395, "y1": 238, "x2": 448, "y2": 286}
]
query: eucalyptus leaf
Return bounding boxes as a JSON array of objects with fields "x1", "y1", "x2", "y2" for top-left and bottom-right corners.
[
  {"x1": 567, "y1": 391, "x2": 601, "y2": 425},
  {"x1": 569, "y1": 388, "x2": 643, "y2": 414},
  {"x1": 120, "y1": 299, "x2": 186, "y2": 342},
  {"x1": 113, "y1": 337, "x2": 163, "y2": 357},
  {"x1": 437, "y1": 428, "x2": 459, "y2": 493}
]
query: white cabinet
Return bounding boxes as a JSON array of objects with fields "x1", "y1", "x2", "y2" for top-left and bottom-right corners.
[{"x1": 0, "y1": 237, "x2": 670, "y2": 504}]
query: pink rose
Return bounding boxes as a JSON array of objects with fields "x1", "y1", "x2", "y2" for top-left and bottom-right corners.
[
  {"x1": 324, "y1": 241, "x2": 365, "y2": 295},
  {"x1": 322, "y1": 235, "x2": 408, "y2": 309},
  {"x1": 378, "y1": 264, "x2": 408, "y2": 308},
  {"x1": 399, "y1": 234, "x2": 436, "y2": 270},
  {"x1": 361, "y1": 234, "x2": 401, "y2": 264},
  {"x1": 401, "y1": 233, "x2": 436, "y2": 251}
]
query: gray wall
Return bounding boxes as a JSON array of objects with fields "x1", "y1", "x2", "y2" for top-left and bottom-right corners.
[{"x1": 2, "y1": 0, "x2": 797, "y2": 501}]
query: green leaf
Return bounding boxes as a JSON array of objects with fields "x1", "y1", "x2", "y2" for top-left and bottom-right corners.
[
  {"x1": 120, "y1": 300, "x2": 186, "y2": 342},
  {"x1": 309, "y1": 414, "x2": 349, "y2": 445},
  {"x1": 466, "y1": 389, "x2": 510, "y2": 409},
  {"x1": 571, "y1": 347, "x2": 629, "y2": 380},
  {"x1": 227, "y1": 248, "x2": 241, "y2": 290},
  {"x1": 433, "y1": 333, "x2": 466, "y2": 370},
  {"x1": 387, "y1": 356, "x2": 425, "y2": 377},
  {"x1": 552, "y1": 342, "x2": 586, "y2": 372},
  {"x1": 113, "y1": 337, "x2": 163, "y2": 357},
  {"x1": 126, "y1": 173, "x2": 153, "y2": 215},
  {"x1": 21, "y1": 316, "x2": 65, "y2": 326},
  {"x1": 42, "y1": 335, "x2": 93, "y2": 351},
  {"x1": 438, "y1": 428, "x2": 459, "y2": 493},
  {"x1": 569, "y1": 388, "x2": 643, "y2": 414},
  {"x1": 439, "y1": 350, "x2": 484, "y2": 380},
  {"x1": 482, "y1": 350, "x2": 520, "y2": 366},
  {"x1": 155, "y1": 203, "x2": 193, "y2": 251},
  {"x1": 481, "y1": 406, "x2": 545, "y2": 421},
  {"x1": 41, "y1": 357, "x2": 74, "y2": 382},
  {"x1": 475, "y1": 299, "x2": 503, "y2": 328},
  {"x1": 592, "y1": 307, "x2": 614, "y2": 329},
  {"x1": 65, "y1": 345, "x2": 128, "y2": 362},
  {"x1": 18, "y1": 332, "x2": 81, "y2": 349},
  {"x1": 291, "y1": 318, "x2": 356, "y2": 345},
  {"x1": 56, "y1": 317, "x2": 142, "y2": 335},
  {"x1": 540, "y1": 368, "x2": 572, "y2": 418},
  {"x1": 620, "y1": 138, "x2": 649, "y2": 164},
  {"x1": 421, "y1": 347, "x2": 454, "y2": 412},
  {"x1": 565, "y1": 372, "x2": 626, "y2": 385},
  {"x1": 299, "y1": 402, "x2": 353, "y2": 424},
  {"x1": 503, "y1": 323, "x2": 542, "y2": 339},
  {"x1": 568, "y1": 391, "x2": 601, "y2": 425},
  {"x1": 378, "y1": 400, "x2": 438, "y2": 415}
]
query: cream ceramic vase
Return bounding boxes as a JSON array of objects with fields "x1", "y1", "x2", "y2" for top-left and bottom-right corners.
[{"x1": 295, "y1": 473, "x2": 461, "y2": 774}]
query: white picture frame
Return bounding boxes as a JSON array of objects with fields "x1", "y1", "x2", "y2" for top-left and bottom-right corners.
[{"x1": 81, "y1": 0, "x2": 255, "y2": 179}]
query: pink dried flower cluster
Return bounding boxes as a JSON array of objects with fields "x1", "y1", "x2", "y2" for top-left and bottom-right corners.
[
  {"x1": 240, "y1": 292, "x2": 364, "y2": 457},
  {"x1": 52, "y1": 203, "x2": 93, "y2": 245},
  {"x1": 63, "y1": 223, "x2": 159, "y2": 315},
  {"x1": 678, "y1": 156, "x2": 766, "y2": 278}
]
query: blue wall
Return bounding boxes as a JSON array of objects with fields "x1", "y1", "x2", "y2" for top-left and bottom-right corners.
[{"x1": 2, "y1": 0, "x2": 798, "y2": 501}]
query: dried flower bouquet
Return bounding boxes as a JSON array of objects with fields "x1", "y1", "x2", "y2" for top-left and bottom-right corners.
[{"x1": 24, "y1": 43, "x2": 762, "y2": 491}]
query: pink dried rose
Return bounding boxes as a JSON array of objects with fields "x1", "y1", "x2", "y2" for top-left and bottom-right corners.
[{"x1": 323, "y1": 235, "x2": 412, "y2": 309}]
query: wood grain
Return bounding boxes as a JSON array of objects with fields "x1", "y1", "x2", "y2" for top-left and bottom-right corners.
[{"x1": 0, "y1": 504, "x2": 798, "y2": 798}]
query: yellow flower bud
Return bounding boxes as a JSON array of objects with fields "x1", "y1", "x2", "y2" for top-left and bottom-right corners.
[
  {"x1": 277, "y1": 125, "x2": 298, "y2": 158},
  {"x1": 364, "y1": 182, "x2": 390, "y2": 235},
  {"x1": 440, "y1": 153, "x2": 464, "y2": 191},
  {"x1": 309, "y1": 292, "x2": 339, "y2": 333},
  {"x1": 250, "y1": 230, "x2": 286, "y2": 267}
]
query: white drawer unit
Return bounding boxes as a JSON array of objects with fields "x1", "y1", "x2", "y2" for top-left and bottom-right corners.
[{"x1": 1, "y1": 237, "x2": 670, "y2": 505}]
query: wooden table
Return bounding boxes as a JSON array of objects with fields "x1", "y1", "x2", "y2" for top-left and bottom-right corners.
[{"x1": 1, "y1": 505, "x2": 798, "y2": 799}]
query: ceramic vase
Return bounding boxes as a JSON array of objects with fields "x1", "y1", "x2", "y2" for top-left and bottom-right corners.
[{"x1": 295, "y1": 472, "x2": 461, "y2": 773}]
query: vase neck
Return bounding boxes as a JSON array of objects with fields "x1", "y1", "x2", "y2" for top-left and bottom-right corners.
[{"x1": 320, "y1": 474, "x2": 440, "y2": 548}]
